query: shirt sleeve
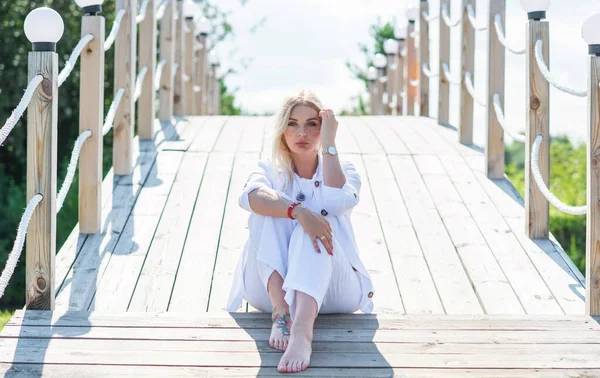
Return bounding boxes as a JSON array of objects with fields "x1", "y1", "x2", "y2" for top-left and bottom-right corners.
[
  {"x1": 238, "y1": 159, "x2": 274, "y2": 213},
  {"x1": 321, "y1": 161, "x2": 361, "y2": 216}
]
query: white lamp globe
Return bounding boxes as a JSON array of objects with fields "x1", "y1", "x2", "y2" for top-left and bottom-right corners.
[
  {"x1": 196, "y1": 17, "x2": 210, "y2": 35},
  {"x1": 519, "y1": 0, "x2": 550, "y2": 20},
  {"x1": 394, "y1": 26, "x2": 407, "y2": 40},
  {"x1": 582, "y1": 12, "x2": 600, "y2": 55},
  {"x1": 75, "y1": 0, "x2": 104, "y2": 15},
  {"x1": 406, "y1": 8, "x2": 419, "y2": 22},
  {"x1": 384, "y1": 39, "x2": 398, "y2": 55},
  {"x1": 373, "y1": 53, "x2": 388, "y2": 69},
  {"x1": 184, "y1": 0, "x2": 198, "y2": 19},
  {"x1": 24, "y1": 7, "x2": 64, "y2": 50},
  {"x1": 367, "y1": 66, "x2": 377, "y2": 81},
  {"x1": 209, "y1": 50, "x2": 219, "y2": 65}
]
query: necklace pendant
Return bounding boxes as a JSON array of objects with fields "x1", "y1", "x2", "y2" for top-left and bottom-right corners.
[{"x1": 296, "y1": 192, "x2": 306, "y2": 202}]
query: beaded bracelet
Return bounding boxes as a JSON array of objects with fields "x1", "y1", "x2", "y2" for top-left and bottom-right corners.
[{"x1": 287, "y1": 202, "x2": 305, "y2": 219}]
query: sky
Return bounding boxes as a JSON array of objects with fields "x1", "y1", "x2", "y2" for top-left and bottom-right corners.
[{"x1": 213, "y1": 0, "x2": 599, "y2": 146}]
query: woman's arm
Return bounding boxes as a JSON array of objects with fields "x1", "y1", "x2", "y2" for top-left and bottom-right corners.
[
  {"x1": 247, "y1": 187, "x2": 301, "y2": 218},
  {"x1": 320, "y1": 110, "x2": 346, "y2": 189}
]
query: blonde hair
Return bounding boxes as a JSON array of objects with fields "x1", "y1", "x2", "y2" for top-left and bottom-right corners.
[{"x1": 270, "y1": 90, "x2": 324, "y2": 192}]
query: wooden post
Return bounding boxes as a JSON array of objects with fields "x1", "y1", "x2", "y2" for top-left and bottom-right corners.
[
  {"x1": 524, "y1": 19, "x2": 550, "y2": 239},
  {"x1": 184, "y1": 17, "x2": 195, "y2": 115},
  {"x1": 195, "y1": 33, "x2": 207, "y2": 115},
  {"x1": 396, "y1": 40, "x2": 405, "y2": 116},
  {"x1": 405, "y1": 21, "x2": 417, "y2": 116},
  {"x1": 205, "y1": 67, "x2": 213, "y2": 115},
  {"x1": 78, "y1": 15, "x2": 105, "y2": 234},
  {"x1": 486, "y1": 0, "x2": 506, "y2": 179},
  {"x1": 213, "y1": 64, "x2": 220, "y2": 115},
  {"x1": 368, "y1": 79, "x2": 376, "y2": 115},
  {"x1": 386, "y1": 56, "x2": 395, "y2": 115},
  {"x1": 173, "y1": 0, "x2": 185, "y2": 116},
  {"x1": 587, "y1": 53, "x2": 600, "y2": 316},
  {"x1": 459, "y1": 0, "x2": 473, "y2": 144},
  {"x1": 113, "y1": 0, "x2": 137, "y2": 175},
  {"x1": 419, "y1": 0, "x2": 430, "y2": 117},
  {"x1": 138, "y1": 0, "x2": 156, "y2": 140},
  {"x1": 26, "y1": 49, "x2": 58, "y2": 310},
  {"x1": 438, "y1": 0, "x2": 451, "y2": 125},
  {"x1": 376, "y1": 68, "x2": 385, "y2": 116},
  {"x1": 159, "y1": 0, "x2": 175, "y2": 121}
]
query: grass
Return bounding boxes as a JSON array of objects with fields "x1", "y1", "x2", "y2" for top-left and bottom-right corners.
[{"x1": 0, "y1": 310, "x2": 14, "y2": 331}]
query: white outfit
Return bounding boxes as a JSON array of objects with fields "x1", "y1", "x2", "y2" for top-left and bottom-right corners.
[{"x1": 226, "y1": 153, "x2": 375, "y2": 320}]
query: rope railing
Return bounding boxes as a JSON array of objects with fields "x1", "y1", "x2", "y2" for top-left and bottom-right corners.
[
  {"x1": 409, "y1": 79, "x2": 419, "y2": 87},
  {"x1": 422, "y1": 11, "x2": 439, "y2": 22},
  {"x1": 104, "y1": 9, "x2": 127, "y2": 51},
  {"x1": 136, "y1": 0, "x2": 150, "y2": 24},
  {"x1": 441, "y1": 3, "x2": 461, "y2": 28},
  {"x1": 492, "y1": 93, "x2": 526, "y2": 143},
  {"x1": 56, "y1": 130, "x2": 92, "y2": 213},
  {"x1": 134, "y1": 66, "x2": 149, "y2": 101},
  {"x1": 0, "y1": 75, "x2": 44, "y2": 147},
  {"x1": 442, "y1": 62, "x2": 461, "y2": 85},
  {"x1": 531, "y1": 134, "x2": 587, "y2": 215},
  {"x1": 422, "y1": 64, "x2": 438, "y2": 78},
  {"x1": 172, "y1": 63, "x2": 179, "y2": 78},
  {"x1": 155, "y1": 59, "x2": 167, "y2": 91},
  {"x1": 466, "y1": 3, "x2": 487, "y2": 31},
  {"x1": 464, "y1": 72, "x2": 486, "y2": 106},
  {"x1": 58, "y1": 34, "x2": 94, "y2": 87},
  {"x1": 534, "y1": 40, "x2": 587, "y2": 97},
  {"x1": 102, "y1": 88, "x2": 125, "y2": 136},
  {"x1": 0, "y1": 194, "x2": 43, "y2": 299},
  {"x1": 156, "y1": 0, "x2": 169, "y2": 21},
  {"x1": 493, "y1": 14, "x2": 525, "y2": 55}
]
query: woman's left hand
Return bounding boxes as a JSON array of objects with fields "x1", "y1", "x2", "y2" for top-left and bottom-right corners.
[{"x1": 319, "y1": 109, "x2": 338, "y2": 145}]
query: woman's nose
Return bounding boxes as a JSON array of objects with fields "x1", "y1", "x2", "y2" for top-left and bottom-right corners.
[{"x1": 297, "y1": 125, "x2": 307, "y2": 136}]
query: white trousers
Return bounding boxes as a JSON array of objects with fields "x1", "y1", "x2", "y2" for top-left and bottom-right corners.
[{"x1": 243, "y1": 215, "x2": 363, "y2": 321}]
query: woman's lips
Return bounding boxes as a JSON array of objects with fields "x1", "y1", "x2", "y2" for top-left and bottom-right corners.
[{"x1": 296, "y1": 142, "x2": 308, "y2": 147}]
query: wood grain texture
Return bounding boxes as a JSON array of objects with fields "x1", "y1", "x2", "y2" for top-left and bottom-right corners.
[
  {"x1": 195, "y1": 35, "x2": 207, "y2": 115},
  {"x1": 78, "y1": 16, "x2": 105, "y2": 234},
  {"x1": 438, "y1": 0, "x2": 451, "y2": 126},
  {"x1": 173, "y1": 0, "x2": 185, "y2": 116},
  {"x1": 406, "y1": 22, "x2": 417, "y2": 116},
  {"x1": 525, "y1": 21, "x2": 550, "y2": 238},
  {"x1": 113, "y1": 0, "x2": 137, "y2": 175},
  {"x1": 459, "y1": 0, "x2": 473, "y2": 144},
  {"x1": 587, "y1": 57, "x2": 600, "y2": 316},
  {"x1": 486, "y1": 0, "x2": 506, "y2": 179},
  {"x1": 184, "y1": 19, "x2": 195, "y2": 115},
  {"x1": 395, "y1": 49, "x2": 405, "y2": 115},
  {"x1": 159, "y1": 0, "x2": 175, "y2": 121},
  {"x1": 419, "y1": 0, "x2": 429, "y2": 117},
  {"x1": 138, "y1": 0, "x2": 157, "y2": 140},
  {"x1": 26, "y1": 51, "x2": 58, "y2": 310}
]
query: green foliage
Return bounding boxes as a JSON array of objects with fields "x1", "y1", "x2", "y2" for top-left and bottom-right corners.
[{"x1": 505, "y1": 136, "x2": 587, "y2": 274}]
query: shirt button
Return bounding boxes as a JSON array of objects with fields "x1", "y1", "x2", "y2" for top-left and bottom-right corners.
[
  {"x1": 353, "y1": 193, "x2": 357, "y2": 198},
  {"x1": 321, "y1": 209, "x2": 328, "y2": 216},
  {"x1": 314, "y1": 181, "x2": 320, "y2": 187},
  {"x1": 368, "y1": 291, "x2": 374, "y2": 298}
]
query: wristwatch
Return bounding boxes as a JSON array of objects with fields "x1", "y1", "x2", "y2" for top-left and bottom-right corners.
[{"x1": 322, "y1": 145, "x2": 338, "y2": 156}]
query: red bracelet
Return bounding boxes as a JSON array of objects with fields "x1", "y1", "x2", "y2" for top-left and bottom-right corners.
[{"x1": 287, "y1": 202, "x2": 301, "y2": 219}]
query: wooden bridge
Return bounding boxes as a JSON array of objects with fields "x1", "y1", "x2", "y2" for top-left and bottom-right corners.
[{"x1": 2, "y1": 0, "x2": 600, "y2": 377}]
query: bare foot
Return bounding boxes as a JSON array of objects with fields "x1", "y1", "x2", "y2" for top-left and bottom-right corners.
[
  {"x1": 270, "y1": 312, "x2": 292, "y2": 351},
  {"x1": 277, "y1": 323, "x2": 312, "y2": 373}
]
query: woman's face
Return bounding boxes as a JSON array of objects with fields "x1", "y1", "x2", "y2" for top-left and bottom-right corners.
[{"x1": 283, "y1": 105, "x2": 321, "y2": 156}]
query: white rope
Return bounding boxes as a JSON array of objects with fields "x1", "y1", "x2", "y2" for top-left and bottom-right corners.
[
  {"x1": 534, "y1": 40, "x2": 587, "y2": 97},
  {"x1": 492, "y1": 93, "x2": 526, "y2": 143},
  {"x1": 134, "y1": 66, "x2": 149, "y2": 101},
  {"x1": 58, "y1": 34, "x2": 94, "y2": 87},
  {"x1": 466, "y1": 3, "x2": 487, "y2": 31},
  {"x1": 102, "y1": 88, "x2": 125, "y2": 136},
  {"x1": 531, "y1": 134, "x2": 586, "y2": 215},
  {"x1": 57, "y1": 130, "x2": 92, "y2": 213},
  {"x1": 0, "y1": 194, "x2": 43, "y2": 299},
  {"x1": 422, "y1": 11, "x2": 439, "y2": 22},
  {"x1": 409, "y1": 80, "x2": 419, "y2": 87},
  {"x1": 136, "y1": 0, "x2": 150, "y2": 24},
  {"x1": 172, "y1": 63, "x2": 179, "y2": 78},
  {"x1": 155, "y1": 59, "x2": 167, "y2": 91},
  {"x1": 442, "y1": 63, "x2": 461, "y2": 85},
  {"x1": 194, "y1": 86, "x2": 201, "y2": 92},
  {"x1": 494, "y1": 14, "x2": 525, "y2": 55},
  {"x1": 465, "y1": 72, "x2": 486, "y2": 106},
  {"x1": 104, "y1": 9, "x2": 127, "y2": 51},
  {"x1": 441, "y1": 3, "x2": 461, "y2": 28},
  {"x1": 400, "y1": 48, "x2": 407, "y2": 57},
  {"x1": 0, "y1": 76, "x2": 43, "y2": 147},
  {"x1": 156, "y1": 0, "x2": 169, "y2": 20},
  {"x1": 183, "y1": 74, "x2": 191, "y2": 82},
  {"x1": 422, "y1": 64, "x2": 439, "y2": 78}
]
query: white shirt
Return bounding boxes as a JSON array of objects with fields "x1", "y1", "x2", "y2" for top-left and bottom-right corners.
[{"x1": 226, "y1": 153, "x2": 375, "y2": 313}]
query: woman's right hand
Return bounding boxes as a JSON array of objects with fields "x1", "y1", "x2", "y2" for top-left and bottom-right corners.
[{"x1": 295, "y1": 209, "x2": 333, "y2": 255}]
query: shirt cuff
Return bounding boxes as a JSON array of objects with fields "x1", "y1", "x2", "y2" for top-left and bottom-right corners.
[{"x1": 321, "y1": 182, "x2": 360, "y2": 216}]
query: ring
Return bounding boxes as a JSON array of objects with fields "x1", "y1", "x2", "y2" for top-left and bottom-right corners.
[{"x1": 319, "y1": 235, "x2": 326, "y2": 240}]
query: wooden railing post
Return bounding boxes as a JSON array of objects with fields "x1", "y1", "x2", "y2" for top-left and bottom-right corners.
[
  {"x1": 419, "y1": 0, "x2": 430, "y2": 117},
  {"x1": 376, "y1": 69, "x2": 385, "y2": 116},
  {"x1": 384, "y1": 39, "x2": 397, "y2": 116},
  {"x1": 583, "y1": 13, "x2": 600, "y2": 316},
  {"x1": 460, "y1": 0, "x2": 474, "y2": 144},
  {"x1": 184, "y1": 17, "x2": 195, "y2": 115},
  {"x1": 173, "y1": 0, "x2": 185, "y2": 116},
  {"x1": 113, "y1": 0, "x2": 137, "y2": 175},
  {"x1": 438, "y1": 0, "x2": 451, "y2": 125},
  {"x1": 24, "y1": 8, "x2": 61, "y2": 310},
  {"x1": 159, "y1": 0, "x2": 175, "y2": 121},
  {"x1": 395, "y1": 36, "x2": 405, "y2": 116},
  {"x1": 213, "y1": 62, "x2": 221, "y2": 115},
  {"x1": 524, "y1": 14, "x2": 550, "y2": 239},
  {"x1": 405, "y1": 17, "x2": 417, "y2": 116},
  {"x1": 79, "y1": 12, "x2": 105, "y2": 234},
  {"x1": 195, "y1": 33, "x2": 207, "y2": 115},
  {"x1": 138, "y1": 0, "x2": 157, "y2": 140},
  {"x1": 486, "y1": 0, "x2": 505, "y2": 179}
]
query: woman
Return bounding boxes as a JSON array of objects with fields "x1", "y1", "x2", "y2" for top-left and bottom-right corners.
[{"x1": 227, "y1": 90, "x2": 374, "y2": 373}]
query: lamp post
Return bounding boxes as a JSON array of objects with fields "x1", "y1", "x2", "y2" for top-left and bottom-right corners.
[
  {"x1": 367, "y1": 66, "x2": 377, "y2": 115},
  {"x1": 384, "y1": 38, "x2": 399, "y2": 116},
  {"x1": 520, "y1": 0, "x2": 550, "y2": 20},
  {"x1": 196, "y1": 17, "x2": 209, "y2": 115},
  {"x1": 24, "y1": 7, "x2": 64, "y2": 310},
  {"x1": 394, "y1": 26, "x2": 407, "y2": 116},
  {"x1": 373, "y1": 53, "x2": 387, "y2": 116},
  {"x1": 582, "y1": 11, "x2": 600, "y2": 316},
  {"x1": 406, "y1": 7, "x2": 419, "y2": 116}
]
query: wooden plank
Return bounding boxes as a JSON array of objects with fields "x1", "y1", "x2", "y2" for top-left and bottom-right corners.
[
  {"x1": 419, "y1": 0, "x2": 429, "y2": 117},
  {"x1": 387, "y1": 155, "x2": 482, "y2": 314},
  {"x1": 379, "y1": 117, "x2": 435, "y2": 155},
  {"x1": 438, "y1": 0, "x2": 450, "y2": 125},
  {"x1": 26, "y1": 50, "x2": 58, "y2": 310},
  {"x1": 187, "y1": 116, "x2": 227, "y2": 152},
  {"x1": 363, "y1": 154, "x2": 443, "y2": 314},
  {"x1": 345, "y1": 117, "x2": 385, "y2": 154},
  {"x1": 158, "y1": 0, "x2": 175, "y2": 121},
  {"x1": 459, "y1": 0, "x2": 473, "y2": 144},
  {"x1": 237, "y1": 116, "x2": 265, "y2": 153},
  {"x1": 362, "y1": 118, "x2": 409, "y2": 155},
  {"x1": 138, "y1": 0, "x2": 157, "y2": 140},
  {"x1": 89, "y1": 152, "x2": 184, "y2": 312},
  {"x1": 78, "y1": 16, "x2": 105, "y2": 233},
  {"x1": 335, "y1": 116, "x2": 361, "y2": 154},
  {"x1": 173, "y1": 0, "x2": 185, "y2": 116},
  {"x1": 169, "y1": 152, "x2": 235, "y2": 311},
  {"x1": 158, "y1": 116, "x2": 209, "y2": 151},
  {"x1": 213, "y1": 117, "x2": 244, "y2": 152},
  {"x1": 128, "y1": 152, "x2": 208, "y2": 311}
]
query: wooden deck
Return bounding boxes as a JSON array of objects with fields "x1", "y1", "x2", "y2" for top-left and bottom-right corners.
[{"x1": 2, "y1": 116, "x2": 597, "y2": 376}]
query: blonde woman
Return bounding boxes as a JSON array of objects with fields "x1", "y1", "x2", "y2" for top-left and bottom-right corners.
[{"x1": 227, "y1": 90, "x2": 374, "y2": 373}]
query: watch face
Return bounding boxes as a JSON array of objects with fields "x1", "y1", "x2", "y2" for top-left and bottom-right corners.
[{"x1": 329, "y1": 146, "x2": 337, "y2": 155}]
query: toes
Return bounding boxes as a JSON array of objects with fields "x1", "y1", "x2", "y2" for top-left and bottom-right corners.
[
  {"x1": 276, "y1": 339, "x2": 282, "y2": 351},
  {"x1": 287, "y1": 361, "x2": 294, "y2": 373},
  {"x1": 301, "y1": 360, "x2": 309, "y2": 371}
]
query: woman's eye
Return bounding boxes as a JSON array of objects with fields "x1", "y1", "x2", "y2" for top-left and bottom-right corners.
[
  {"x1": 308, "y1": 122, "x2": 317, "y2": 127},
  {"x1": 288, "y1": 123, "x2": 297, "y2": 127}
]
